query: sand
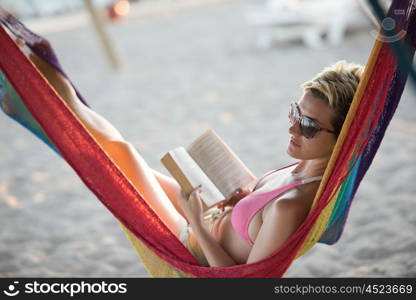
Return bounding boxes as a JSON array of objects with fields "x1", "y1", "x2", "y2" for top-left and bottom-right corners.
[{"x1": 0, "y1": 0, "x2": 415, "y2": 277}]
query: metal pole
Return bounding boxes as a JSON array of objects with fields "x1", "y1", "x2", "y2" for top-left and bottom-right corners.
[{"x1": 82, "y1": 0, "x2": 122, "y2": 70}]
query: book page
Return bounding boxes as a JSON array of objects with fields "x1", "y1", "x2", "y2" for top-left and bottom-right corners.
[
  {"x1": 187, "y1": 129, "x2": 256, "y2": 198},
  {"x1": 166, "y1": 147, "x2": 224, "y2": 206}
]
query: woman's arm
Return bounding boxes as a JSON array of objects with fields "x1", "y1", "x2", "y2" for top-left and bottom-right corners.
[
  {"x1": 180, "y1": 188, "x2": 309, "y2": 267},
  {"x1": 189, "y1": 218, "x2": 237, "y2": 267},
  {"x1": 179, "y1": 187, "x2": 237, "y2": 267},
  {"x1": 217, "y1": 187, "x2": 252, "y2": 211}
]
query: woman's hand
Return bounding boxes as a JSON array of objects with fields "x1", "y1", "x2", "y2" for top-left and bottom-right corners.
[
  {"x1": 217, "y1": 187, "x2": 251, "y2": 211},
  {"x1": 178, "y1": 185, "x2": 205, "y2": 225}
]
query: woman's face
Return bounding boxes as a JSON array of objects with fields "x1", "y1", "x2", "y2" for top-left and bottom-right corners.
[{"x1": 287, "y1": 90, "x2": 337, "y2": 160}]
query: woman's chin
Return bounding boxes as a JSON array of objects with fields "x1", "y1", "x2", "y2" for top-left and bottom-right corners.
[
  {"x1": 286, "y1": 146, "x2": 295, "y2": 157},
  {"x1": 286, "y1": 145, "x2": 300, "y2": 159}
]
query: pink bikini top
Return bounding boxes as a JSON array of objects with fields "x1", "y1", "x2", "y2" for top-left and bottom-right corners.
[{"x1": 230, "y1": 162, "x2": 323, "y2": 245}]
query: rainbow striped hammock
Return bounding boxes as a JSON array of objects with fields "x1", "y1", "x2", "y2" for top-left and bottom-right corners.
[{"x1": 0, "y1": 0, "x2": 415, "y2": 278}]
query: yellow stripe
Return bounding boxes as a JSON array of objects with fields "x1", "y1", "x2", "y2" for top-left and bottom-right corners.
[{"x1": 121, "y1": 224, "x2": 194, "y2": 277}]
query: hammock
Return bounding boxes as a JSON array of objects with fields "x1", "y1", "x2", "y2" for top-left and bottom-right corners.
[{"x1": 0, "y1": 0, "x2": 415, "y2": 277}]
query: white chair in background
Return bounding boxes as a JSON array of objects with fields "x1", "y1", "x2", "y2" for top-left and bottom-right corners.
[{"x1": 245, "y1": 0, "x2": 371, "y2": 49}]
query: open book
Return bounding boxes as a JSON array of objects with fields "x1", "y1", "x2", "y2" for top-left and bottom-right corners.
[{"x1": 160, "y1": 129, "x2": 256, "y2": 208}]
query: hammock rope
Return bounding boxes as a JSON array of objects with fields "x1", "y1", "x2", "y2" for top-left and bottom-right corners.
[{"x1": 0, "y1": 0, "x2": 415, "y2": 277}]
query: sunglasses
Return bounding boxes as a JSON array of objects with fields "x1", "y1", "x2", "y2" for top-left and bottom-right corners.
[{"x1": 288, "y1": 102, "x2": 336, "y2": 139}]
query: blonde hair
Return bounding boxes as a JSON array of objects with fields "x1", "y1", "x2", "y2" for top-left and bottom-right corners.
[{"x1": 301, "y1": 60, "x2": 364, "y2": 138}]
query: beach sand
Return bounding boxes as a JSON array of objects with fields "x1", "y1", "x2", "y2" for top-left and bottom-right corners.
[{"x1": 0, "y1": 0, "x2": 415, "y2": 277}]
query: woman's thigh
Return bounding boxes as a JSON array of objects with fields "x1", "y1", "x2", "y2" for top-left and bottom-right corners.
[
  {"x1": 152, "y1": 169, "x2": 187, "y2": 219},
  {"x1": 105, "y1": 141, "x2": 188, "y2": 236}
]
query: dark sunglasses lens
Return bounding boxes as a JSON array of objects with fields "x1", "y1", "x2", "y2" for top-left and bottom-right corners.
[
  {"x1": 289, "y1": 103, "x2": 319, "y2": 139},
  {"x1": 301, "y1": 118, "x2": 318, "y2": 139}
]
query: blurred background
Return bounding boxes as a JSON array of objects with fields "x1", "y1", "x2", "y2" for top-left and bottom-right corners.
[{"x1": 0, "y1": 0, "x2": 415, "y2": 277}]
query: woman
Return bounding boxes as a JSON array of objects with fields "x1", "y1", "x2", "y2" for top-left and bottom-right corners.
[{"x1": 11, "y1": 38, "x2": 363, "y2": 267}]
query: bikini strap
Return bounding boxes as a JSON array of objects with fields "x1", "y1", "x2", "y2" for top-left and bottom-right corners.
[
  {"x1": 253, "y1": 162, "x2": 299, "y2": 191},
  {"x1": 300, "y1": 176, "x2": 323, "y2": 184}
]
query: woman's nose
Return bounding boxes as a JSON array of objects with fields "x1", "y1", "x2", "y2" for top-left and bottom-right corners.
[{"x1": 288, "y1": 120, "x2": 302, "y2": 136}]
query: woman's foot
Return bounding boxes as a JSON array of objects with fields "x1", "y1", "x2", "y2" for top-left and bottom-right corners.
[{"x1": 15, "y1": 37, "x2": 78, "y2": 107}]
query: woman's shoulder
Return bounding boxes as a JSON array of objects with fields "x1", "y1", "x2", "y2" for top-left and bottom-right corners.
[{"x1": 262, "y1": 181, "x2": 318, "y2": 219}]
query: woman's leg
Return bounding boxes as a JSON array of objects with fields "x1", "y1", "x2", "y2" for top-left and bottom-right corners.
[
  {"x1": 20, "y1": 40, "x2": 188, "y2": 236},
  {"x1": 104, "y1": 141, "x2": 188, "y2": 236},
  {"x1": 53, "y1": 75, "x2": 188, "y2": 225},
  {"x1": 152, "y1": 169, "x2": 187, "y2": 218}
]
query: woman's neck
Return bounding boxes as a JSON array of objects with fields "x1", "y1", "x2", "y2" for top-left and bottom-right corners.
[{"x1": 291, "y1": 158, "x2": 330, "y2": 179}]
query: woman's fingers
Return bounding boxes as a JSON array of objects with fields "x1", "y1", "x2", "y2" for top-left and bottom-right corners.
[
  {"x1": 189, "y1": 186, "x2": 202, "y2": 200},
  {"x1": 189, "y1": 185, "x2": 203, "y2": 197},
  {"x1": 226, "y1": 188, "x2": 243, "y2": 201},
  {"x1": 219, "y1": 187, "x2": 251, "y2": 210},
  {"x1": 178, "y1": 186, "x2": 205, "y2": 223},
  {"x1": 179, "y1": 186, "x2": 203, "y2": 208},
  {"x1": 179, "y1": 190, "x2": 188, "y2": 206}
]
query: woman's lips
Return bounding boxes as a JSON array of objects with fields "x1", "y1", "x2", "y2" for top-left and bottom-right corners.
[{"x1": 290, "y1": 138, "x2": 300, "y2": 147}]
